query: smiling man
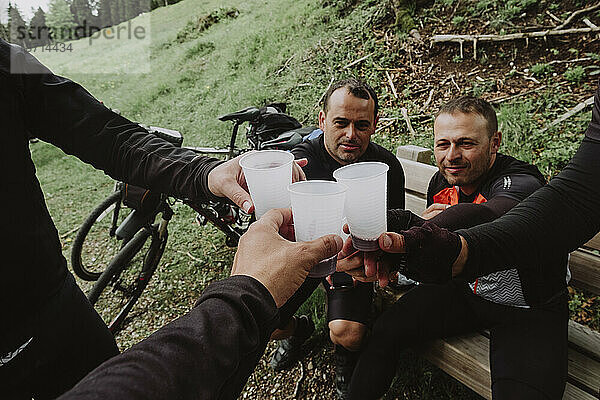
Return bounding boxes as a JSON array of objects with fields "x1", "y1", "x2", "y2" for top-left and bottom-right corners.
[
  {"x1": 345, "y1": 97, "x2": 571, "y2": 400},
  {"x1": 268, "y1": 78, "x2": 405, "y2": 399}
]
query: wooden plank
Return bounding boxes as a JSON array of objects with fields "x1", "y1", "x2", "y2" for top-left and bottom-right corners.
[
  {"x1": 569, "y1": 249, "x2": 600, "y2": 295},
  {"x1": 396, "y1": 145, "x2": 432, "y2": 164},
  {"x1": 563, "y1": 382, "x2": 597, "y2": 400},
  {"x1": 419, "y1": 333, "x2": 492, "y2": 400},
  {"x1": 397, "y1": 157, "x2": 438, "y2": 194},
  {"x1": 405, "y1": 192, "x2": 427, "y2": 216},
  {"x1": 568, "y1": 346, "x2": 600, "y2": 397},
  {"x1": 584, "y1": 233, "x2": 600, "y2": 252},
  {"x1": 418, "y1": 326, "x2": 600, "y2": 400},
  {"x1": 568, "y1": 320, "x2": 600, "y2": 362}
]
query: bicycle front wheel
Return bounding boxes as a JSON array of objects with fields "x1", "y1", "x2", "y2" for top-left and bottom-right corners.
[
  {"x1": 88, "y1": 225, "x2": 167, "y2": 333},
  {"x1": 71, "y1": 191, "x2": 129, "y2": 281}
]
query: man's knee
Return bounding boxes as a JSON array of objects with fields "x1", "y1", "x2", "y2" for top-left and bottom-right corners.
[{"x1": 329, "y1": 320, "x2": 367, "y2": 351}]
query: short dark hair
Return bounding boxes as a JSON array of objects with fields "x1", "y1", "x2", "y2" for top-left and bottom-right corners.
[
  {"x1": 322, "y1": 78, "x2": 378, "y2": 118},
  {"x1": 436, "y1": 96, "x2": 498, "y2": 137}
]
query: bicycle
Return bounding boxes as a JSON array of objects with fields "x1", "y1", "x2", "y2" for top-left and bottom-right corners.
[{"x1": 72, "y1": 106, "x2": 314, "y2": 333}]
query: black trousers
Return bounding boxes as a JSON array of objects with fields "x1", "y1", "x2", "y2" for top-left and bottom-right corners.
[
  {"x1": 1, "y1": 273, "x2": 119, "y2": 400},
  {"x1": 348, "y1": 280, "x2": 568, "y2": 400}
]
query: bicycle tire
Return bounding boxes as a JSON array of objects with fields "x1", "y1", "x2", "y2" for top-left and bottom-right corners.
[
  {"x1": 71, "y1": 191, "x2": 127, "y2": 281},
  {"x1": 109, "y1": 229, "x2": 167, "y2": 333},
  {"x1": 88, "y1": 225, "x2": 167, "y2": 333}
]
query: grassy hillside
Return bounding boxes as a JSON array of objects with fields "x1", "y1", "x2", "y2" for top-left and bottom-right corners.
[{"x1": 31, "y1": 0, "x2": 598, "y2": 398}]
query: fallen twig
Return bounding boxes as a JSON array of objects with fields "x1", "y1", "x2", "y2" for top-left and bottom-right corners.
[
  {"x1": 556, "y1": 3, "x2": 600, "y2": 30},
  {"x1": 386, "y1": 70, "x2": 398, "y2": 99},
  {"x1": 490, "y1": 86, "x2": 547, "y2": 104},
  {"x1": 546, "y1": 10, "x2": 563, "y2": 25},
  {"x1": 60, "y1": 226, "x2": 80, "y2": 239},
  {"x1": 422, "y1": 89, "x2": 434, "y2": 112},
  {"x1": 274, "y1": 54, "x2": 296, "y2": 76},
  {"x1": 375, "y1": 120, "x2": 395, "y2": 133},
  {"x1": 401, "y1": 108, "x2": 416, "y2": 135},
  {"x1": 450, "y1": 75, "x2": 460, "y2": 91},
  {"x1": 547, "y1": 57, "x2": 592, "y2": 65},
  {"x1": 292, "y1": 361, "x2": 304, "y2": 399},
  {"x1": 541, "y1": 96, "x2": 594, "y2": 132},
  {"x1": 432, "y1": 26, "x2": 600, "y2": 45},
  {"x1": 315, "y1": 76, "x2": 334, "y2": 110},
  {"x1": 177, "y1": 250, "x2": 202, "y2": 262},
  {"x1": 342, "y1": 52, "x2": 374, "y2": 69}
]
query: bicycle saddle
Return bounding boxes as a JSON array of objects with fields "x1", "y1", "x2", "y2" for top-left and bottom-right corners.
[{"x1": 218, "y1": 107, "x2": 260, "y2": 122}]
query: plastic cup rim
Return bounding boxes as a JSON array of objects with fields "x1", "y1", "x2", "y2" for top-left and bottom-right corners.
[
  {"x1": 288, "y1": 180, "x2": 348, "y2": 196},
  {"x1": 333, "y1": 161, "x2": 390, "y2": 181},
  {"x1": 238, "y1": 150, "x2": 294, "y2": 171}
]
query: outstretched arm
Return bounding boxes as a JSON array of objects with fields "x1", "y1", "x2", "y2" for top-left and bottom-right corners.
[{"x1": 59, "y1": 209, "x2": 343, "y2": 400}]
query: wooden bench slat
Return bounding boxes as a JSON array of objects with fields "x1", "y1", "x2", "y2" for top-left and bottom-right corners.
[
  {"x1": 398, "y1": 157, "x2": 438, "y2": 194},
  {"x1": 568, "y1": 320, "x2": 600, "y2": 362},
  {"x1": 568, "y1": 346, "x2": 600, "y2": 397},
  {"x1": 420, "y1": 331, "x2": 600, "y2": 400},
  {"x1": 569, "y1": 249, "x2": 600, "y2": 295},
  {"x1": 405, "y1": 192, "x2": 427, "y2": 216},
  {"x1": 584, "y1": 233, "x2": 600, "y2": 252},
  {"x1": 563, "y1": 382, "x2": 597, "y2": 400},
  {"x1": 419, "y1": 333, "x2": 492, "y2": 400}
]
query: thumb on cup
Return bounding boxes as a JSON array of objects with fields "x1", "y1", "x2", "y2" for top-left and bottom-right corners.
[{"x1": 299, "y1": 234, "x2": 343, "y2": 270}]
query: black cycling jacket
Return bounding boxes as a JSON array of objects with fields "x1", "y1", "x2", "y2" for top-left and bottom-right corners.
[
  {"x1": 0, "y1": 39, "x2": 222, "y2": 352},
  {"x1": 457, "y1": 83, "x2": 600, "y2": 306},
  {"x1": 58, "y1": 276, "x2": 279, "y2": 400}
]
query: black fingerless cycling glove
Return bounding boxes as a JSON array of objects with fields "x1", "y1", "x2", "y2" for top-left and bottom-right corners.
[{"x1": 400, "y1": 222, "x2": 462, "y2": 284}]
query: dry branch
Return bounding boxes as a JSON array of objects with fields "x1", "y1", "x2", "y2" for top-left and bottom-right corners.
[
  {"x1": 546, "y1": 10, "x2": 562, "y2": 24},
  {"x1": 490, "y1": 86, "x2": 547, "y2": 105},
  {"x1": 60, "y1": 226, "x2": 79, "y2": 239},
  {"x1": 375, "y1": 120, "x2": 395, "y2": 133},
  {"x1": 386, "y1": 70, "x2": 398, "y2": 99},
  {"x1": 401, "y1": 107, "x2": 416, "y2": 135},
  {"x1": 315, "y1": 76, "x2": 334, "y2": 110},
  {"x1": 343, "y1": 52, "x2": 374, "y2": 69},
  {"x1": 555, "y1": 3, "x2": 600, "y2": 30},
  {"x1": 292, "y1": 361, "x2": 304, "y2": 399},
  {"x1": 432, "y1": 26, "x2": 600, "y2": 45},
  {"x1": 274, "y1": 54, "x2": 296, "y2": 76},
  {"x1": 422, "y1": 88, "x2": 434, "y2": 111},
  {"x1": 541, "y1": 96, "x2": 594, "y2": 132},
  {"x1": 547, "y1": 57, "x2": 592, "y2": 65}
]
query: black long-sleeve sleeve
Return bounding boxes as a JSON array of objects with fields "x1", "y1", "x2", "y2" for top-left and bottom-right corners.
[
  {"x1": 388, "y1": 196, "x2": 518, "y2": 233},
  {"x1": 455, "y1": 85, "x2": 600, "y2": 304},
  {"x1": 1, "y1": 39, "x2": 223, "y2": 351},
  {"x1": 5, "y1": 40, "x2": 222, "y2": 202},
  {"x1": 58, "y1": 275, "x2": 279, "y2": 400}
]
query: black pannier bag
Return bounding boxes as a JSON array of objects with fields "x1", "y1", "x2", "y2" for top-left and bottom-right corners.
[{"x1": 252, "y1": 103, "x2": 316, "y2": 150}]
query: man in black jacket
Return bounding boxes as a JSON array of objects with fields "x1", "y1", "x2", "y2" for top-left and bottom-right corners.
[
  {"x1": 339, "y1": 97, "x2": 570, "y2": 399},
  {"x1": 269, "y1": 78, "x2": 405, "y2": 399},
  {"x1": 0, "y1": 38, "x2": 306, "y2": 399},
  {"x1": 57, "y1": 207, "x2": 344, "y2": 400}
]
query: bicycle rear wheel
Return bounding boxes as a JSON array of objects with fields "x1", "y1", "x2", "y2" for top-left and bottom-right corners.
[
  {"x1": 88, "y1": 225, "x2": 167, "y2": 333},
  {"x1": 71, "y1": 191, "x2": 129, "y2": 281}
]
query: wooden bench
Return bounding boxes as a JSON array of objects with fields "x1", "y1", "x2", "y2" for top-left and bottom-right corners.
[{"x1": 390, "y1": 145, "x2": 600, "y2": 400}]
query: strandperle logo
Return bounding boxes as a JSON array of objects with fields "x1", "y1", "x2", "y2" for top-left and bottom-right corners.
[{"x1": 13, "y1": 19, "x2": 147, "y2": 46}]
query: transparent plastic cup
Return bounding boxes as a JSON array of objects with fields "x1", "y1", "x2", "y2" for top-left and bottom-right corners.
[
  {"x1": 289, "y1": 180, "x2": 347, "y2": 278},
  {"x1": 239, "y1": 150, "x2": 294, "y2": 219},
  {"x1": 333, "y1": 162, "x2": 389, "y2": 251}
]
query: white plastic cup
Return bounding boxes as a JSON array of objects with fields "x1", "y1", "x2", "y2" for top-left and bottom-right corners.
[
  {"x1": 239, "y1": 150, "x2": 294, "y2": 219},
  {"x1": 289, "y1": 180, "x2": 347, "y2": 278},
  {"x1": 333, "y1": 162, "x2": 389, "y2": 251}
]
